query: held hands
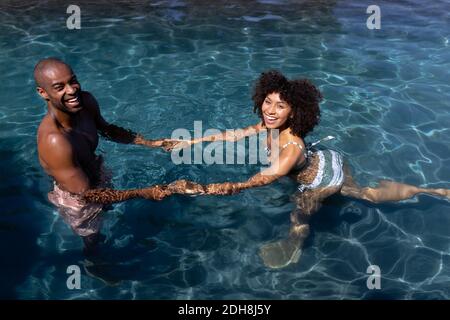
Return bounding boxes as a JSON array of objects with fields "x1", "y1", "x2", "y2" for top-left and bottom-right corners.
[
  {"x1": 82, "y1": 181, "x2": 239, "y2": 204},
  {"x1": 140, "y1": 185, "x2": 172, "y2": 201},
  {"x1": 140, "y1": 180, "x2": 240, "y2": 199},
  {"x1": 134, "y1": 134, "x2": 194, "y2": 152},
  {"x1": 167, "y1": 179, "x2": 206, "y2": 195}
]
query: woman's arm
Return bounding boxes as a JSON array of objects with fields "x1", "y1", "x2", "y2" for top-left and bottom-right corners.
[
  {"x1": 207, "y1": 142, "x2": 305, "y2": 195},
  {"x1": 199, "y1": 122, "x2": 263, "y2": 143},
  {"x1": 162, "y1": 122, "x2": 263, "y2": 152},
  {"x1": 169, "y1": 143, "x2": 305, "y2": 195}
]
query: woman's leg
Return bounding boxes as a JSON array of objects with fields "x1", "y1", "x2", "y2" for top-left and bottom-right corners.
[
  {"x1": 340, "y1": 164, "x2": 450, "y2": 203},
  {"x1": 259, "y1": 186, "x2": 340, "y2": 269}
]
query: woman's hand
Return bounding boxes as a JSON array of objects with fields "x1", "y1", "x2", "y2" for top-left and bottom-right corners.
[
  {"x1": 205, "y1": 183, "x2": 240, "y2": 195},
  {"x1": 134, "y1": 135, "x2": 187, "y2": 151},
  {"x1": 160, "y1": 139, "x2": 194, "y2": 152},
  {"x1": 140, "y1": 185, "x2": 172, "y2": 201},
  {"x1": 167, "y1": 179, "x2": 206, "y2": 195}
]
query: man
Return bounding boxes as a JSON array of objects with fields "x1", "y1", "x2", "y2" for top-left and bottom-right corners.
[{"x1": 35, "y1": 58, "x2": 201, "y2": 254}]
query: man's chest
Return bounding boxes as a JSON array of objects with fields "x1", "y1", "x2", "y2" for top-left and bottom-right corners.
[{"x1": 69, "y1": 114, "x2": 99, "y2": 159}]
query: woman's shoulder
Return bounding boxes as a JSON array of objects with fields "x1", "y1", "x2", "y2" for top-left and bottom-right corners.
[{"x1": 281, "y1": 131, "x2": 305, "y2": 150}]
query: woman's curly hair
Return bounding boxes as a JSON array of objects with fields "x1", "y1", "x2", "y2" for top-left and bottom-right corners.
[{"x1": 252, "y1": 70, "x2": 322, "y2": 138}]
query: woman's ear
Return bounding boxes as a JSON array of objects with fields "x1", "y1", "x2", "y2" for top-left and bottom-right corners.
[{"x1": 287, "y1": 113, "x2": 294, "y2": 127}]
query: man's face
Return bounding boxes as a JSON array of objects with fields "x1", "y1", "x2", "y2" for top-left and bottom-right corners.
[{"x1": 36, "y1": 64, "x2": 82, "y2": 114}]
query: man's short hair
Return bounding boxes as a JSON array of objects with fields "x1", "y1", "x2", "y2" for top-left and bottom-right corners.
[{"x1": 34, "y1": 57, "x2": 71, "y2": 87}]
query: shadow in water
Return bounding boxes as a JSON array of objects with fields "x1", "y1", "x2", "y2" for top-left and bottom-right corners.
[{"x1": 0, "y1": 137, "x2": 43, "y2": 299}]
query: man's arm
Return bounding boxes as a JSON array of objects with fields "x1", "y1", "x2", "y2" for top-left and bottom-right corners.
[
  {"x1": 40, "y1": 133, "x2": 170, "y2": 203},
  {"x1": 40, "y1": 133, "x2": 90, "y2": 194},
  {"x1": 82, "y1": 91, "x2": 163, "y2": 147},
  {"x1": 82, "y1": 185, "x2": 170, "y2": 204}
]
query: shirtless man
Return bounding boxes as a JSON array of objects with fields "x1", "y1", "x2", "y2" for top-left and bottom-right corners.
[{"x1": 35, "y1": 58, "x2": 201, "y2": 254}]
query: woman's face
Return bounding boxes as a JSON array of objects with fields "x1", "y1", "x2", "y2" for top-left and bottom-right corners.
[{"x1": 261, "y1": 92, "x2": 293, "y2": 129}]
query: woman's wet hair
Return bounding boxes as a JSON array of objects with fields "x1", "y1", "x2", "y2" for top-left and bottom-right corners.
[{"x1": 252, "y1": 70, "x2": 322, "y2": 138}]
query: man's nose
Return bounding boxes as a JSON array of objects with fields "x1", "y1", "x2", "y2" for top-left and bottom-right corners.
[{"x1": 66, "y1": 84, "x2": 76, "y2": 94}]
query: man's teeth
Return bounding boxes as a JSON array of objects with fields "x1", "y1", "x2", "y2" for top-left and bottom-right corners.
[{"x1": 67, "y1": 97, "x2": 78, "y2": 102}]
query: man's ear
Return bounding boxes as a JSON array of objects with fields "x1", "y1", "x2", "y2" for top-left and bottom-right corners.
[{"x1": 36, "y1": 86, "x2": 49, "y2": 101}]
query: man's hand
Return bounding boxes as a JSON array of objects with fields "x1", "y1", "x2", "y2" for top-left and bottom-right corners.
[
  {"x1": 134, "y1": 135, "x2": 164, "y2": 148},
  {"x1": 167, "y1": 179, "x2": 205, "y2": 195},
  {"x1": 205, "y1": 183, "x2": 240, "y2": 195}
]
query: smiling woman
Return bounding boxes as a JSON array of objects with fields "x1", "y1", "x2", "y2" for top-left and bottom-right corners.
[{"x1": 164, "y1": 70, "x2": 450, "y2": 269}]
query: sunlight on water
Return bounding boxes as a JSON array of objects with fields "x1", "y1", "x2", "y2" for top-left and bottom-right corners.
[{"x1": 0, "y1": 0, "x2": 449, "y2": 299}]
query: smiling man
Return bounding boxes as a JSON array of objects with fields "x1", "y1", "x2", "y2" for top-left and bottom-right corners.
[{"x1": 34, "y1": 58, "x2": 201, "y2": 254}]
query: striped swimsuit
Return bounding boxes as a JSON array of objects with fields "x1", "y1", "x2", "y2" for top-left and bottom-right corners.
[
  {"x1": 297, "y1": 148, "x2": 345, "y2": 192},
  {"x1": 266, "y1": 136, "x2": 345, "y2": 192}
]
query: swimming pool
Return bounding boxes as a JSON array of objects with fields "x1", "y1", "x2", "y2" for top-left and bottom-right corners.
[{"x1": 1, "y1": 0, "x2": 449, "y2": 299}]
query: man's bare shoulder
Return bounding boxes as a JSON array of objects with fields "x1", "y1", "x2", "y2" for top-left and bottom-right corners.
[
  {"x1": 37, "y1": 114, "x2": 56, "y2": 143},
  {"x1": 37, "y1": 117, "x2": 73, "y2": 163}
]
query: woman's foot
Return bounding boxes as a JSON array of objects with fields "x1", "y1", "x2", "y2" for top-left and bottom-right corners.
[
  {"x1": 434, "y1": 188, "x2": 450, "y2": 200},
  {"x1": 258, "y1": 237, "x2": 303, "y2": 269}
]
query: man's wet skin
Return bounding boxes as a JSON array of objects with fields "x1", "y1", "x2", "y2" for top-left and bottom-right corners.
[
  {"x1": 36, "y1": 59, "x2": 205, "y2": 203},
  {"x1": 35, "y1": 59, "x2": 205, "y2": 255},
  {"x1": 38, "y1": 99, "x2": 104, "y2": 188},
  {"x1": 36, "y1": 60, "x2": 103, "y2": 192}
]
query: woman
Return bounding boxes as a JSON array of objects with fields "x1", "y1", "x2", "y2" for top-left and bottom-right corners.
[{"x1": 163, "y1": 70, "x2": 450, "y2": 269}]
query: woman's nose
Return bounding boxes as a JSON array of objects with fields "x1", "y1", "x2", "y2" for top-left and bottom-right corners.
[{"x1": 267, "y1": 103, "x2": 276, "y2": 114}]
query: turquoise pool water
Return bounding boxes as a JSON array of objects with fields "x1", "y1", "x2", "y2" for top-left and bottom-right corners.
[{"x1": 0, "y1": 0, "x2": 449, "y2": 299}]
